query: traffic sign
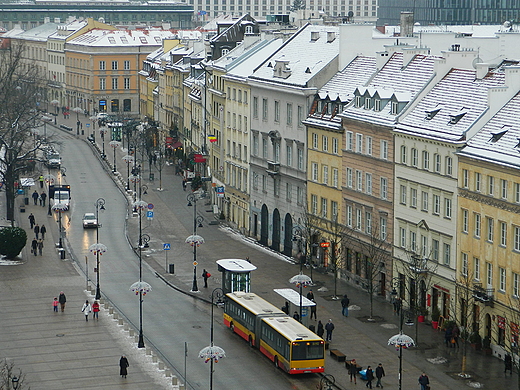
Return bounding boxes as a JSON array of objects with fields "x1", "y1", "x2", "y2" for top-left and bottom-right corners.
[
  {"x1": 147, "y1": 210, "x2": 154, "y2": 219},
  {"x1": 193, "y1": 261, "x2": 198, "y2": 266},
  {"x1": 163, "y1": 243, "x2": 171, "y2": 250},
  {"x1": 320, "y1": 242, "x2": 330, "y2": 248},
  {"x1": 148, "y1": 203, "x2": 154, "y2": 209}
]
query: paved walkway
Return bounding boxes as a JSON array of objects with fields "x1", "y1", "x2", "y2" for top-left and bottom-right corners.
[{"x1": 1, "y1": 113, "x2": 517, "y2": 390}]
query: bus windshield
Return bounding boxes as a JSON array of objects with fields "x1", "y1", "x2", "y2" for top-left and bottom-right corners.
[{"x1": 291, "y1": 341, "x2": 324, "y2": 360}]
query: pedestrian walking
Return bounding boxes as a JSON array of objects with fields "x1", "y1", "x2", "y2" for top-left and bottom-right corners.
[
  {"x1": 505, "y1": 353, "x2": 513, "y2": 374},
  {"x1": 293, "y1": 311, "x2": 300, "y2": 321},
  {"x1": 349, "y1": 359, "x2": 358, "y2": 384},
  {"x1": 341, "y1": 294, "x2": 350, "y2": 317},
  {"x1": 444, "y1": 325, "x2": 453, "y2": 347},
  {"x1": 451, "y1": 325, "x2": 459, "y2": 348},
  {"x1": 394, "y1": 297, "x2": 402, "y2": 316},
  {"x1": 182, "y1": 178, "x2": 187, "y2": 191},
  {"x1": 32, "y1": 190, "x2": 39, "y2": 205},
  {"x1": 306, "y1": 289, "x2": 314, "y2": 301},
  {"x1": 310, "y1": 299, "x2": 317, "y2": 320},
  {"x1": 325, "y1": 319, "x2": 335, "y2": 341},
  {"x1": 40, "y1": 224, "x2": 46, "y2": 240},
  {"x1": 53, "y1": 297, "x2": 59, "y2": 312},
  {"x1": 58, "y1": 291, "x2": 66, "y2": 312},
  {"x1": 37, "y1": 239, "x2": 43, "y2": 256},
  {"x1": 38, "y1": 175, "x2": 44, "y2": 188},
  {"x1": 366, "y1": 366, "x2": 374, "y2": 389},
  {"x1": 28, "y1": 213, "x2": 35, "y2": 229},
  {"x1": 81, "y1": 300, "x2": 91, "y2": 321},
  {"x1": 418, "y1": 372, "x2": 430, "y2": 390},
  {"x1": 119, "y1": 355, "x2": 129, "y2": 378},
  {"x1": 34, "y1": 224, "x2": 40, "y2": 239},
  {"x1": 40, "y1": 191, "x2": 47, "y2": 206},
  {"x1": 317, "y1": 320, "x2": 324, "y2": 338},
  {"x1": 376, "y1": 363, "x2": 385, "y2": 388},
  {"x1": 202, "y1": 269, "x2": 210, "y2": 288},
  {"x1": 31, "y1": 238, "x2": 38, "y2": 256},
  {"x1": 92, "y1": 300, "x2": 100, "y2": 320}
]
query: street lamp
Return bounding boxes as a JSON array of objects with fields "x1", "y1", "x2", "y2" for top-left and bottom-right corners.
[
  {"x1": 44, "y1": 174, "x2": 56, "y2": 216},
  {"x1": 319, "y1": 374, "x2": 335, "y2": 390},
  {"x1": 41, "y1": 115, "x2": 52, "y2": 141},
  {"x1": 289, "y1": 272, "x2": 313, "y2": 323},
  {"x1": 52, "y1": 202, "x2": 67, "y2": 249},
  {"x1": 122, "y1": 154, "x2": 134, "y2": 191},
  {"x1": 73, "y1": 106, "x2": 82, "y2": 135},
  {"x1": 109, "y1": 140, "x2": 121, "y2": 173},
  {"x1": 199, "y1": 287, "x2": 226, "y2": 390},
  {"x1": 388, "y1": 332, "x2": 415, "y2": 390},
  {"x1": 99, "y1": 126, "x2": 108, "y2": 158},
  {"x1": 11, "y1": 376, "x2": 19, "y2": 390},
  {"x1": 50, "y1": 99, "x2": 59, "y2": 124},
  {"x1": 91, "y1": 198, "x2": 106, "y2": 300},
  {"x1": 186, "y1": 192, "x2": 204, "y2": 292}
]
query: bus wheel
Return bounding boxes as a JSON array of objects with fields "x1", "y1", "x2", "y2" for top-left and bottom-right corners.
[
  {"x1": 248, "y1": 336, "x2": 254, "y2": 348},
  {"x1": 273, "y1": 356, "x2": 278, "y2": 369},
  {"x1": 230, "y1": 323, "x2": 235, "y2": 333}
]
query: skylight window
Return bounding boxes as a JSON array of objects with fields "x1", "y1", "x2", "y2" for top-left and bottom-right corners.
[
  {"x1": 425, "y1": 108, "x2": 441, "y2": 120},
  {"x1": 120, "y1": 36, "x2": 128, "y2": 44},
  {"x1": 489, "y1": 130, "x2": 508, "y2": 143},
  {"x1": 108, "y1": 37, "x2": 116, "y2": 44},
  {"x1": 449, "y1": 112, "x2": 466, "y2": 124},
  {"x1": 140, "y1": 36, "x2": 148, "y2": 44},
  {"x1": 154, "y1": 36, "x2": 161, "y2": 43}
]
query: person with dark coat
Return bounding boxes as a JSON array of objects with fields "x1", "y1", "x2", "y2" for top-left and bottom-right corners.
[
  {"x1": 505, "y1": 353, "x2": 513, "y2": 374},
  {"x1": 37, "y1": 239, "x2": 44, "y2": 256},
  {"x1": 119, "y1": 355, "x2": 129, "y2": 378},
  {"x1": 32, "y1": 190, "x2": 39, "y2": 205},
  {"x1": 40, "y1": 224, "x2": 47, "y2": 240},
  {"x1": 293, "y1": 311, "x2": 300, "y2": 321},
  {"x1": 34, "y1": 224, "x2": 40, "y2": 239},
  {"x1": 325, "y1": 319, "x2": 335, "y2": 341},
  {"x1": 375, "y1": 363, "x2": 385, "y2": 388},
  {"x1": 310, "y1": 299, "x2": 317, "y2": 320},
  {"x1": 349, "y1": 359, "x2": 359, "y2": 384},
  {"x1": 451, "y1": 325, "x2": 459, "y2": 348},
  {"x1": 202, "y1": 269, "x2": 210, "y2": 288},
  {"x1": 444, "y1": 326, "x2": 453, "y2": 347},
  {"x1": 40, "y1": 191, "x2": 47, "y2": 206},
  {"x1": 58, "y1": 291, "x2": 67, "y2": 312},
  {"x1": 418, "y1": 372, "x2": 430, "y2": 390},
  {"x1": 341, "y1": 294, "x2": 350, "y2": 316},
  {"x1": 366, "y1": 366, "x2": 374, "y2": 389},
  {"x1": 306, "y1": 289, "x2": 314, "y2": 300},
  {"x1": 316, "y1": 320, "x2": 324, "y2": 338},
  {"x1": 28, "y1": 213, "x2": 35, "y2": 229},
  {"x1": 31, "y1": 238, "x2": 38, "y2": 256}
]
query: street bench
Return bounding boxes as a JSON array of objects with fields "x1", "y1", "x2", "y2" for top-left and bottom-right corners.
[
  {"x1": 60, "y1": 124, "x2": 73, "y2": 131},
  {"x1": 329, "y1": 349, "x2": 346, "y2": 362}
]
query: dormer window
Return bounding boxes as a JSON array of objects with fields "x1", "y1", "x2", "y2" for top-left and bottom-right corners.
[
  {"x1": 489, "y1": 130, "x2": 508, "y2": 143},
  {"x1": 245, "y1": 25, "x2": 253, "y2": 34},
  {"x1": 425, "y1": 108, "x2": 441, "y2": 120},
  {"x1": 365, "y1": 97, "x2": 372, "y2": 110},
  {"x1": 515, "y1": 138, "x2": 520, "y2": 149},
  {"x1": 374, "y1": 99, "x2": 381, "y2": 112},
  {"x1": 355, "y1": 96, "x2": 362, "y2": 108},
  {"x1": 391, "y1": 101, "x2": 399, "y2": 115},
  {"x1": 449, "y1": 112, "x2": 466, "y2": 124}
]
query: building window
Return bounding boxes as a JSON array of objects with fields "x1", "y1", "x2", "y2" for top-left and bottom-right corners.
[
  {"x1": 411, "y1": 188, "x2": 417, "y2": 208},
  {"x1": 111, "y1": 60, "x2": 118, "y2": 70},
  {"x1": 475, "y1": 214, "x2": 481, "y2": 237},
  {"x1": 488, "y1": 175, "x2": 494, "y2": 196},
  {"x1": 446, "y1": 156, "x2": 453, "y2": 176},
  {"x1": 346, "y1": 205, "x2": 352, "y2": 227},
  {"x1": 262, "y1": 138, "x2": 267, "y2": 159},
  {"x1": 487, "y1": 262, "x2": 493, "y2": 287},
  {"x1": 346, "y1": 131, "x2": 353, "y2": 150},
  {"x1": 462, "y1": 169, "x2": 469, "y2": 188},
  {"x1": 400, "y1": 227, "x2": 406, "y2": 248},
  {"x1": 443, "y1": 243, "x2": 451, "y2": 266},
  {"x1": 516, "y1": 183, "x2": 520, "y2": 203},
  {"x1": 356, "y1": 133, "x2": 363, "y2": 153},
  {"x1": 500, "y1": 222, "x2": 507, "y2": 246},
  {"x1": 286, "y1": 103, "x2": 292, "y2": 125},
  {"x1": 475, "y1": 257, "x2": 480, "y2": 280},
  {"x1": 311, "y1": 163, "x2": 318, "y2": 181},
  {"x1": 331, "y1": 201, "x2": 338, "y2": 221},
  {"x1": 444, "y1": 198, "x2": 452, "y2": 218},
  {"x1": 297, "y1": 105, "x2": 303, "y2": 126},
  {"x1": 501, "y1": 179, "x2": 508, "y2": 199},
  {"x1": 323, "y1": 135, "x2": 329, "y2": 152},
  {"x1": 274, "y1": 100, "x2": 280, "y2": 122},
  {"x1": 514, "y1": 273, "x2": 519, "y2": 297},
  {"x1": 400, "y1": 185, "x2": 407, "y2": 204},
  {"x1": 297, "y1": 186, "x2": 304, "y2": 205},
  {"x1": 356, "y1": 209, "x2": 362, "y2": 230},
  {"x1": 333, "y1": 168, "x2": 338, "y2": 188},
  {"x1": 381, "y1": 140, "x2": 388, "y2": 160},
  {"x1": 99, "y1": 78, "x2": 106, "y2": 90},
  {"x1": 312, "y1": 133, "x2": 318, "y2": 149},
  {"x1": 462, "y1": 252, "x2": 468, "y2": 276},
  {"x1": 323, "y1": 166, "x2": 329, "y2": 185},
  {"x1": 515, "y1": 226, "x2": 520, "y2": 251},
  {"x1": 123, "y1": 99, "x2": 131, "y2": 112},
  {"x1": 365, "y1": 173, "x2": 372, "y2": 194},
  {"x1": 99, "y1": 60, "x2": 106, "y2": 70},
  {"x1": 321, "y1": 197, "x2": 328, "y2": 218},
  {"x1": 311, "y1": 194, "x2": 318, "y2": 215},
  {"x1": 434, "y1": 154, "x2": 441, "y2": 173},
  {"x1": 401, "y1": 145, "x2": 407, "y2": 164},
  {"x1": 421, "y1": 191, "x2": 428, "y2": 211},
  {"x1": 380, "y1": 177, "x2": 388, "y2": 200},
  {"x1": 462, "y1": 209, "x2": 468, "y2": 232},
  {"x1": 487, "y1": 217, "x2": 494, "y2": 242},
  {"x1": 500, "y1": 267, "x2": 506, "y2": 292},
  {"x1": 286, "y1": 145, "x2": 292, "y2": 166},
  {"x1": 411, "y1": 148, "x2": 418, "y2": 167},
  {"x1": 253, "y1": 97, "x2": 258, "y2": 118},
  {"x1": 262, "y1": 99, "x2": 268, "y2": 120},
  {"x1": 365, "y1": 211, "x2": 372, "y2": 234},
  {"x1": 356, "y1": 170, "x2": 362, "y2": 191},
  {"x1": 112, "y1": 78, "x2": 118, "y2": 90},
  {"x1": 433, "y1": 194, "x2": 440, "y2": 215},
  {"x1": 124, "y1": 60, "x2": 130, "y2": 70},
  {"x1": 410, "y1": 231, "x2": 416, "y2": 252},
  {"x1": 346, "y1": 168, "x2": 353, "y2": 188},
  {"x1": 380, "y1": 217, "x2": 387, "y2": 240},
  {"x1": 366, "y1": 136, "x2": 372, "y2": 155},
  {"x1": 475, "y1": 172, "x2": 481, "y2": 192},
  {"x1": 298, "y1": 148, "x2": 304, "y2": 170},
  {"x1": 124, "y1": 78, "x2": 130, "y2": 89},
  {"x1": 422, "y1": 150, "x2": 429, "y2": 170},
  {"x1": 332, "y1": 138, "x2": 338, "y2": 154}
]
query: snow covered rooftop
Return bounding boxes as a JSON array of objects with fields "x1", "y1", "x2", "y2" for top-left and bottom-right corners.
[{"x1": 67, "y1": 29, "x2": 175, "y2": 47}]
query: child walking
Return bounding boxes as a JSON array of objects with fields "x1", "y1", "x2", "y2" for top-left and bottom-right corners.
[{"x1": 53, "y1": 297, "x2": 59, "y2": 312}]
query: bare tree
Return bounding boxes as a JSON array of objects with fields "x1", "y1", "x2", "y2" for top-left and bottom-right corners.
[
  {"x1": 153, "y1": 147, "x2": 167, "y2": 191},
  {"x1": 0, "y1": 359, "x2": 28, "y2": 390},
  {"x1": 0, "y1": 41, "x2": 47, "y2": 223},
  {"x1": 326, "y1": 217, "x2": 347, "y2": 299},
  {"x1": 296, "y1": 208, "x2": 321, "y2": 272}
]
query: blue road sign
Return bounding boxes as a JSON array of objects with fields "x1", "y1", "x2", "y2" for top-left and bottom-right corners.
[
  {"x1": 163, "y1": 243, "x2": 171, "y2": 250},
  {"x1": 147, "y1": 210, "x2": 154, "y2": 219}
]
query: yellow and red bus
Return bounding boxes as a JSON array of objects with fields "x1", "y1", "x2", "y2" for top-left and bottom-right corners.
[{"x1": 223, "y1": 292, "x2": 325, "y2": 374}]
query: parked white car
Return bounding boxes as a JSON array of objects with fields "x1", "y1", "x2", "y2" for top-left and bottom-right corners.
[{"x1": 82, "y1": 213, "x2": 98, "y2": 228}]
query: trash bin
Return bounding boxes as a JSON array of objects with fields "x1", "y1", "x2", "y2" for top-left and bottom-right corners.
[
  {"x1": 19, "y1": 204, "x2": 25, "y2": 213},
  {"x1": 169, "y1": 263, "x2": 174, "y2": 274},
  {"x1": 309, "y1": 324, "x2": 316, "y2": 333},
  {"x1": 149, "y1": 173, "x2": 154, "y2": 181},
  {"x1": 59, "y1": 248, "x2": 66, "y2": 259},
  {"x1": 24, "y1": 197, "x2": 29, "y2": 205}
]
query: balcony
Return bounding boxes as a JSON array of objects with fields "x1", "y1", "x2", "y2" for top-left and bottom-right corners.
[
  {"x1": 473, "y1": 283, "x2": 494, "y2": 306},
  {"x1": 266, "y1": 161, "x2": 280, "y2": 177}
]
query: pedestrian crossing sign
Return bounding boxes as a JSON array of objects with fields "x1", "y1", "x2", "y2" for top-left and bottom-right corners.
[{"x1": 163, "y1": 243, "x2": 171, "y2": 250}]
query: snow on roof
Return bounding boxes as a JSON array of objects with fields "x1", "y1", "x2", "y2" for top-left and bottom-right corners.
[
  {"x1": 458, "y1": 92, "x2": 520, "y2": 169},
  {"x1": 395, "y1": 67, "x2": 506, "y2": 143},
  {"x1": 14, "y1": 23, "x2": 60, "y2": 41},
  {"x1": 67, "y1": 28, "x2": 175, "y2": 47},
  {"x1": 250, "y1": 24, "x2": 339, "y2": 87}
]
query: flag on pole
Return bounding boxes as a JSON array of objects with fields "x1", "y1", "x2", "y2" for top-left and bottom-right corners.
[{"x1": 208, "y1": 135, "x2": 217, "y2": 143}]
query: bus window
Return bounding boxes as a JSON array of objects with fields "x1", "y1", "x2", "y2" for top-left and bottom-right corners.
[{"x1": 292, "y1": 341, "x2": 324, "y2": 360}]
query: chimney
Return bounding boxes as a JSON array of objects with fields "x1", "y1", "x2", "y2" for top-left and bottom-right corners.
[
  {"x1": 44, "y1": 17, "x2": 50, "y2": 24},
  {"x1": 475, "y1": 62, "x2": 490, "y2": 80},
  {"x1": 400, "y1": 11, "x2": 414, "y2": 37},
  {"x1": 376, "y1": 50, "x2": 391, "y2": 70}
]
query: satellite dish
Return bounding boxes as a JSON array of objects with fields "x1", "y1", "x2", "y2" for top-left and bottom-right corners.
[
  {"x1": 348, "y1": 11, "x2": 354, "y2": 17},
  {"x1": 503, "y1": 20, "x2": 511, "y2": 28},
  {"x1": 472, "y1": 57, "x2": 483, "y2": 69}
]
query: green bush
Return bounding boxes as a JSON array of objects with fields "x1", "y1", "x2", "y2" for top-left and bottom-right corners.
[{"x1": 0, "y1": 227, "x2": 27, "y2": 259}]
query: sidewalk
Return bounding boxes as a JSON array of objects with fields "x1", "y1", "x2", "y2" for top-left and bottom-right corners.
[
  {"x1": 78, "y1": 116, "x2": 516, "y2": 390},
  {"x1": 0, "y1": 165, "x2": 182, "y2": 389}
]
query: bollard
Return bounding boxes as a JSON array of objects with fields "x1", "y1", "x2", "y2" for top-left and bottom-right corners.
[
  {"x1": 179, "y1": 383, "x2": 185, "y2": 390},
  {"x1": 104, "y1": 302, "x2": 110, "y2": 309},
  {"x1": 124, "y1": 323, "x2": 129, "y2": 331},
  {"x1": 129, "y1": 329, "x2": 135, "y2": 336},
  {"x1": 152, "y1": 355, "x2": 158, "y2": 363},
  {"x1": 113, "y1": 312, "x2": 118, "y2": 320},
  {"x1": 135, "y1": 335, "x2": 139, "y2": 343},
  {"x1": 158, "y1": 361, "x2": 165, "y2": 370},
  {"x1": 165, "y1": 369, "x2": 171, "y2": 377},
  {"x1": 171, "y1": 375, "x2": 178, "y2": 384},
  {"x1": 118, "y1": 318, "x2": 123, "y2": 325},
  {"x1": 146, "y1": 347, "x2": 152, "y2": 356},
  {"x1": 109, "y1": 307, "x2": 114, "y2": 314}
]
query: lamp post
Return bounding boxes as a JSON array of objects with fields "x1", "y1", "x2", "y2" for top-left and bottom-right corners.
[
  {"x1": 73, "y1": 106, "x2": 82, "y2": 135},
  {"x1": 122, "y1": 154, "x2": 134, "y2": 191},
  {"x1": 52, "y1": 202, "x2": 67, "y2": 248},
  {"x1": 186, "y1": 192, "x2": 204, "y2": 292},
  {"x1": 11, "y1": 375, "x2": 19, "y2": 390},
  {"x1": 99, "y1": 126, "x2": 108, "y2": 158},
  {"x1": 199, "y1": 288, "x2": 226, "y2": 390},
  {"x1": 92, "y1": 198, "x2": 106, "y2": 300},
  {"x1": 44, "y1": 174, "x2": 56, "y2": 216},
  {"x1": 109, "y1": 140, "x2": 121, "y2": 173},
  {"x1": 50, "y1": 99, "x2": 59, "y2": 124},
  {"x1": 130, "y1": 233, "x2": 151, "y2": 349},
  {"x1": 41, "y1": 115, "x2": 52, "y2": 141}
]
